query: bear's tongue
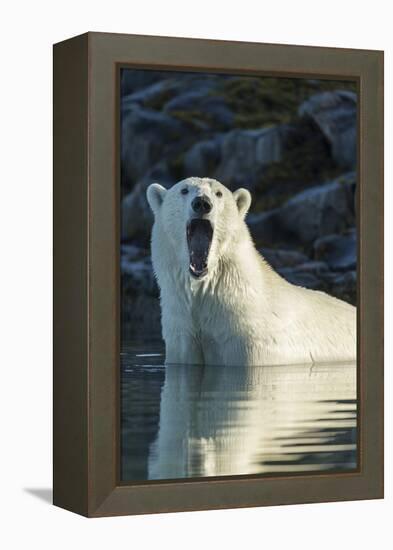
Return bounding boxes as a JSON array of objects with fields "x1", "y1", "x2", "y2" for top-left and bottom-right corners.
[{"x1": 187, "y1": 219, "x2": 213, "y2": 278}]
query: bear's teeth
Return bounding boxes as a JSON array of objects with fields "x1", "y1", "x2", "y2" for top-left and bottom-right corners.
[{"x1": 189, "y1": 262, "x2": 208, "y2": 278}]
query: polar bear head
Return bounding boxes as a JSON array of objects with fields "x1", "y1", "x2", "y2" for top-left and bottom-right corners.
[{"x1": 146, "y1": 177, "x2": 251, "y2": 280}]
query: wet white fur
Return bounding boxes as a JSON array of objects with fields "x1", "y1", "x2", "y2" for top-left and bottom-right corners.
[{"x1": 146, "y1": 177, "x2": 356, "y2": 366}]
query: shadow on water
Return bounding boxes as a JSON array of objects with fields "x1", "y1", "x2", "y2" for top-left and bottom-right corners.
[{"x1": 121, "y1": 340, "x2": 357, "y2": 481}]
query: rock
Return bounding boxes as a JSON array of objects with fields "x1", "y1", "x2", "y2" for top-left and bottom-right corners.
[
  {"x1": 255, "y1": 127, "x2": 283, "y2": 166},
  {"x1": 314, "y1": 230, "x2": 356, "y2": 271},
  {"x1": 121, "y1": 256, "x2": 161, "y2": 338},
  {"x1": 265, "y1": 256, "x2": 356, "y2": 304},
  {"x1": 283, "y1": 178, "x2": 357, "y2": 245},
  {"x1": 183, "y1": 136, "x2": 223, "y2": 178},
  {"x1": 121, "y1": 293, "x2": 161, "y2": 339},
  {"x1": 122, "y1": 75, "x2": 214, "y2": 110},
  {"x1": 122, "y1": 181, "x2": 152, "y2": 242},
  {"x1": 278, "y1": 261, "x2": 328, "y2": 289},
  {"x1": 121, "y1": 256, "x2": 157, "y2": 296},
  {"x1": 122, "y1": 73, "x2": 223, "y2": 114},
  {"x1": 276, "y1": 259, "x2": 356, "y2": 305},
  {"x1": 330, "y1": 271, "x2": 357, "y2": 305},
  {"x1": 121, "y1": 80, "x2": 179, "y2": 113},
  {"x1": 165, "y1": 91, "x2": 234, "y2": 129},
  {"x1": 124, "y1": 78, "x2": 180, "y2": 104},
  {"x1": 299, "y1": 91, "x2": 357, "y2": 169},
  {"x1": 248, "y1": 175, "x2": 356, "y2": 247},
  {"x1": 121, "y1": 162, "x2": 174, "y2": 242},
  {"x1": 292, "y1": 261, "x2": 330, "y2": 275},
  {"x1": 214, "y1": 126, "x2": 285, "y2": 190},
  {"x1": 331, "y1": 270, "x2": 357, "y2": 289},
  {"x1": 278, "y1": 270, "x2": 321, "y2": 290},
  {"x1": 121, "y1": 105, "x2": 186, "y2": 189},
  {"x1": 259, "y1": 248, "x2": 309, "y2": 269},
  {"x1": 121, "y1": 244, "x2": 150, "y2": 261},
  {"x1": 120, "y1": 70, "x2": 179, "y2": 96}
]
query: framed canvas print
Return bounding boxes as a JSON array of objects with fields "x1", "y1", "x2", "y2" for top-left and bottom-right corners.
[{"x1": 53, "y1": 32, "x2": 384, "y2": 517}]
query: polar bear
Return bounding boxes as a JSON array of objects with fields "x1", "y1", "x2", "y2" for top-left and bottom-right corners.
[{"x1": 146, "y1": 177, "x2": 356, "y2": 366}]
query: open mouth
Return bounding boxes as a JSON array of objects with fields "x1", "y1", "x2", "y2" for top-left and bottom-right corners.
[{"x1": 186, "y1": 219, "x2": 213, "y2": 278}]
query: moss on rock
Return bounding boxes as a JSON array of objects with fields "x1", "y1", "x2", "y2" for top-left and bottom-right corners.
[
  {"x1": 251, "y1": 118, "x2": 346, "y2": 213},
  {"x1": 213, "y1": 76, "x2": 357, "y2": 130}
]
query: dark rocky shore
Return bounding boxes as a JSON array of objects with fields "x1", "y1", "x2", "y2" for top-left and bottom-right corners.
[{"x1": 120, "y1": 71, "x2": 357, "y2": 338}]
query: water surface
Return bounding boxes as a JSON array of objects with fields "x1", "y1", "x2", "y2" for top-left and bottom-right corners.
[{"x1": 121, "y1": 340, "x2": 357, "y2": 481}]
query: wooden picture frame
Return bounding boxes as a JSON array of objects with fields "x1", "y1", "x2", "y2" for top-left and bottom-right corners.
[{"x1": 53, "y1": 32, "x2": 384, "y2": 517}]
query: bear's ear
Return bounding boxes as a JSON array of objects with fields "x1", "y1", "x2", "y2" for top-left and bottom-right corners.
[
  {"x1": 146, "y1": 183, "x2": 167, "y2": 215},
  {"x1": 233, "y1": 188, "x2": 252, "y2": 219}
]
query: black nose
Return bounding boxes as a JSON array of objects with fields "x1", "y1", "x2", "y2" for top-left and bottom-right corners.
[{"x1": 192, "y1": 195, "x2": 212, "y2": 214}]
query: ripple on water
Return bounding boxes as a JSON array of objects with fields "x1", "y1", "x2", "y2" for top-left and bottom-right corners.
[{"x1": 120, "y1": 340, "x2": 357, "y2": 481}]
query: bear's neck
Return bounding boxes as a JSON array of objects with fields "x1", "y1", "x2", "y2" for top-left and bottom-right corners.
[{"x1": 214, "y1": 232, "x2": 269, "y2": 291}]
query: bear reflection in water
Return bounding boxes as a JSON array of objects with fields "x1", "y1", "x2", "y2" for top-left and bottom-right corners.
[{"x1": 147, "y1": 360, "x2": 357, "y2": 480}]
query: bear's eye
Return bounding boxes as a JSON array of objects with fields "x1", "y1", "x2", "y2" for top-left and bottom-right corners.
[
  {"x1": 216, "y1": 191, "x2": 223, "y2": 198},
  {"x1": 181, "y1": 188, "x2": 189, "y2": 195}
]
